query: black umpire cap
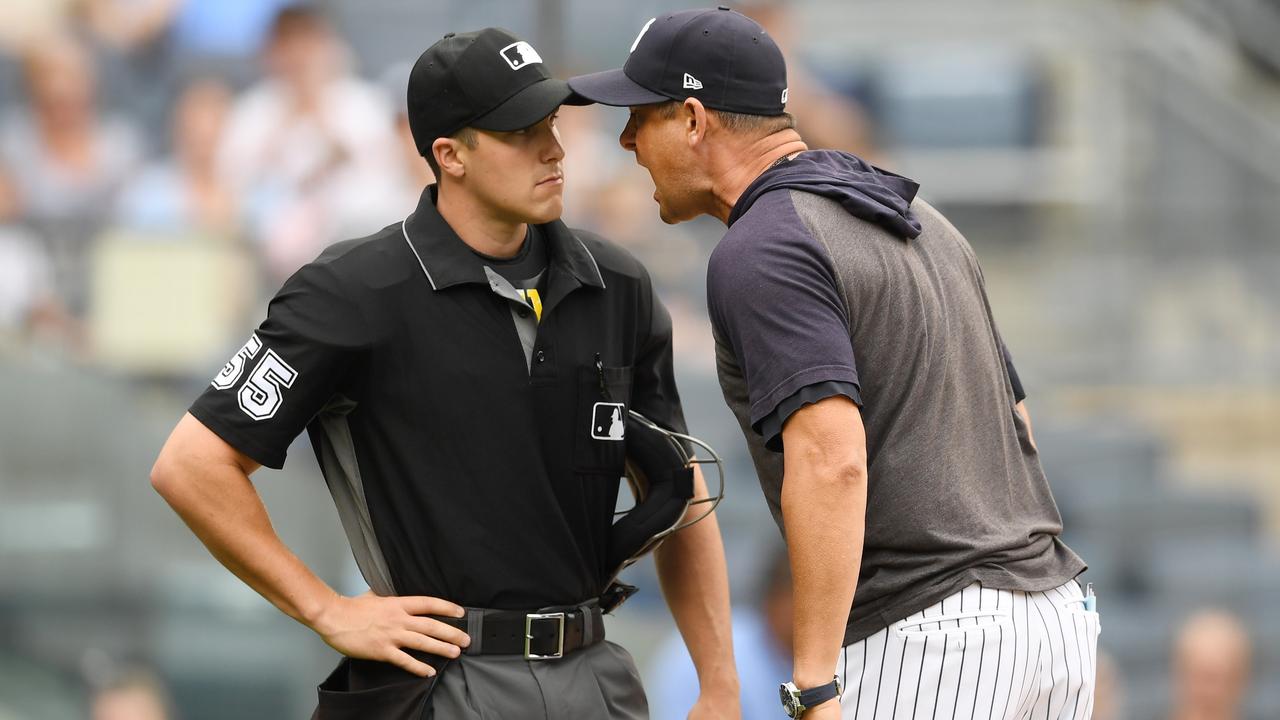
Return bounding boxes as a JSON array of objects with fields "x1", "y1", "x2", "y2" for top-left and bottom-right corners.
[
  {"x1": 568, "y1": 7, "x2": 788, "y2": 116},
  {"x1": 407, "y1": 28, "x2": 587, "y2": 156}
]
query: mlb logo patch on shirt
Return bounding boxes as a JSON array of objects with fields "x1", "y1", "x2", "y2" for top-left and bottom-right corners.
[{"x1": 591, "y1": 402, "x2": 626, "y2": 441}]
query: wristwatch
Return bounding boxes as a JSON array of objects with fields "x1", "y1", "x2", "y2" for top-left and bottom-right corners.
[{"x1": 779, "y1": 676, "x2": 842, "y2": 718}]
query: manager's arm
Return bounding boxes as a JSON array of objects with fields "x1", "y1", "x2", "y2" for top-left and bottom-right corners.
[
  {"x1": 781, "y1": 395, "x2": 868, "y2": 717},
  {"x1": 150, "y1": 412, "x2": 469, "y2": 676}
]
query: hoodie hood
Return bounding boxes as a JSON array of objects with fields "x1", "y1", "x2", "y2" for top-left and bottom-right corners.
[{"x1": 728, "y1": 150, "x2": 923, "y2": 239}]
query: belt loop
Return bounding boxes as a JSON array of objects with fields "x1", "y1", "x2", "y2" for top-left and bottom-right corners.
[
  {"x1": 581, "y1": 607, "x2": 594, "y2": 647},
  {"x1": 465, "y1": 608, "x2": 484, "y2": 655}
]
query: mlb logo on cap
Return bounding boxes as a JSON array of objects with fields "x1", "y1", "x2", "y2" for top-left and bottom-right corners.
[
  {"x1": 500, "y1": 41, "x2": 542, "y2": 70},
  {"x1": 592, "y1": 402, "x2": 626, "y2": 441}
]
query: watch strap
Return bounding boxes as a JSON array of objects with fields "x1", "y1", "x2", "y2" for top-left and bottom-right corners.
[{"x1": 797, "y1": 676, "x2": 841, "y2": 710}]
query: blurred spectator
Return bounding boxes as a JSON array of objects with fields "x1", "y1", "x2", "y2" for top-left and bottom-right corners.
[
  {"x1": 556, "y1": 104, "x2": 630, "y2": 224},
  {"x1": 80, "y1": 0, "x2": 187, "y2": 139},
  {"x1": 0, "y1": 32, "x2": 142, "y2": 315},
  {"x1": 171, "y1": 0, "x2": 297, "y2": 64},
  {"x1": 0, "y1": 166, "x2": 60, "y2": 342},
  {"x1": 1171, "y1": 609, "x2": 1252, "y2": 720},
  {"x1": 116, "y1": 78, "x2": 238, "y2": 234},
  {"x1": 90, "y1": 668, "x2": 173, "y2": 720},
  {"x1": 81, "y1": 0, "x2": 181, "y2": 53},
  {"x1": 217, "y1": 4, "x2": 401, "y2": 281},
  {"x1": 647, "y1": 545, "x2": 793, "y2": 720},
  {"x1": 0, "y1": 1, "x2": 78, "y2": 53},
  {"x1": 378, "y1": 61, "x2": 435, "y2": 216},
  {"x1": 1093, "y1": 650, "x2": 1125, "y2": 720},
  {"x1": 738, "y1": 1, "x2": 878, "y2": 158}
]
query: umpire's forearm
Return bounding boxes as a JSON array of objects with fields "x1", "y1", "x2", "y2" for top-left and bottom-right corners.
[
  {"x1": 653, "y1": 466, "x2": 739, "y2": 696},
  {"x1": 151, "y1": 417, "x2": 337, "y2": 629}
]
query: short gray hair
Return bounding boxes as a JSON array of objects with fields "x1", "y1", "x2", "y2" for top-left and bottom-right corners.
[{"x1": 655, "y1": 100, "x2": 795, "y2": 138}]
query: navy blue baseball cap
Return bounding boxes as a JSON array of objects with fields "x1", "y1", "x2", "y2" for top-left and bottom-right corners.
[
  {"x1": 568, "y1": 7, "x2": 788, "y2": 115},
  {"x1": 407, "y1": 28, "x2": 588, "y2": 156}
]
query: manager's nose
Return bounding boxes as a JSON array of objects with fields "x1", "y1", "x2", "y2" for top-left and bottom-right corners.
[{"x1": 619, "y1": 115, "x2": 637, "y2": 152}]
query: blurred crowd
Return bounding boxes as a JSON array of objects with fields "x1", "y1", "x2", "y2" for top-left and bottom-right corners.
[
  {"x1": 2, "y1": 2, "x2": 1275, "y2": 719},
  {"x1": 0, "y1": 3, "x2": 423, "y2": 361},
  {"x1": 0, "y1": 0, "x2": 880, "y2": 375}
]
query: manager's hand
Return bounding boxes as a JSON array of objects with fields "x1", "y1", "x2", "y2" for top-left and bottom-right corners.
[{"x1": 311, "y1": 590, "x2": 471, "y2": 677}]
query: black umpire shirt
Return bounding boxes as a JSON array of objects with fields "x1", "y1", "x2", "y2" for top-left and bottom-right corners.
[{"x1": 189, "y1": 186, "x2": 688, "y2": 610}]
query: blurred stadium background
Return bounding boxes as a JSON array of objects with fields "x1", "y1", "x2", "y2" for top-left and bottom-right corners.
[{"x1": 0, "y1": 0, "x2": 1277, "y2": 718}]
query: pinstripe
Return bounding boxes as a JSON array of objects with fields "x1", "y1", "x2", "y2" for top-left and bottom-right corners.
[
  {"x1": 1083, "y1": 610, "x2": 1099, "y2": 720},
  {"x1": 968, "y1": 625, "x2": 987, "y2": 720},
  {"x1": 909, "y1": 606, "x2": 934, "y2": 720},
  {"x1": 1000, "y1": 591, "x2": 1022, "y2": 720},
  {"x1": 1014, "y1": 594, "x2": 1040, "y2": 720},
  {"x1": 1022, "y1": 640, "x2": 1043, "y2": 720},
  {"x1": 854, "y1": 633, "x2": 868, "y2": 720},
  {"x1": 929, "y1": 594, "x2": 952, "y2": 720},
  {"x1": 947, "y1": 590, "x2": 971, "y2": 720},
  {"x1": 1054, "y1": 586, "x2": 1087, "y2": 720},
  {"x1": 839, "y1": 581, "x2": 1098, "y2": 720},
  {"x1": 870, "y1": 627, "x2": 890, "y2": 720},
  {"x1": 1029, "y1": 592, "x2": 1057, "y2": 720},
  {"x1": 1049, "y1": 587, "x2": 1074, "y2": 720},
  {"x1": 988, "y1": 591, "x2": 1006, "y2": 720},
  {"x1": 888, "y1": 627, "x2": 909, "y2": 720},
  {"x1": 844, "y1": 645, "x2": 850, "y2": 701},
  {"x1": 1067, "y1": 605, "x2": 1087, "y2": 720}
]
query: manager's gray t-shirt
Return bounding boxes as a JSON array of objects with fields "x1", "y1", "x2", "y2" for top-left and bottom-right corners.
[{"x1": 707, "y1": 151, "x2": 1084, "y2": 645}]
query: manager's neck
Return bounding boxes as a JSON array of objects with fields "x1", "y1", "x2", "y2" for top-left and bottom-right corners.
[{"x1": 708, "y1": 129, "x2": 807, "y2": 225}]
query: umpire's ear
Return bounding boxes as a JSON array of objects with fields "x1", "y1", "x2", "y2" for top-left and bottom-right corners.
[{"x1": 432, "y1": 135, "x2": 469, "y2": 180}]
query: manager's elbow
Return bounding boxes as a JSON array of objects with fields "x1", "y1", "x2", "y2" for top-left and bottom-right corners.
[
  {"x1": 786, "y1": 455, "x2": 867, "y2": 498},
  {"x1": 828, "y1": 459, "x2": 868, "y2": 491}
]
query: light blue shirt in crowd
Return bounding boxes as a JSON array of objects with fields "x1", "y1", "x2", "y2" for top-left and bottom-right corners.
[{"x1": 646, "y1": 609, "x2": 792, "y2": 720}]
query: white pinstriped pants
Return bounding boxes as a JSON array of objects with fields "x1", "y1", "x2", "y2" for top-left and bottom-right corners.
[{"x1": 837, "y1": 580, "x2": 1100, "y2": 720}]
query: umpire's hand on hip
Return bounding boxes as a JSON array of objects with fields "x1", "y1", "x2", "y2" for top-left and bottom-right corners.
[{"x1": 311, "y1": 590, "x2": 471, "y2": 677}]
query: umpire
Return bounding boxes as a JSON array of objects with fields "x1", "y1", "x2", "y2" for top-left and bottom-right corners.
[
  {"x1": 151, "y1": 28, "x2": 738, "y2": 719},
  {"x1": 570, "y1": 9, "x2": 1095, "y2": 720}
]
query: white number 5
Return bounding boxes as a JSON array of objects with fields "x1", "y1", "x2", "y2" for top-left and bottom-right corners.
[
  {"x1": 237, "y1": 350, "x2": 299, "y2": 420},
  {"x1": 212, "y1": 334, "x2": 262, "y2": 390}
]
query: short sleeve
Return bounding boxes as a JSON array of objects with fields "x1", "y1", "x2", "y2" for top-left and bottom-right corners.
[
  {"x1": 630, "y1": 267, "x2": 688, "y2": 436},
  {"x1": 707, "y1": 224, "x2": 860, "y2": 446},
  {"x1": 755, "y1": 380, "x2": 863, "y2": 452},
  {"x1": 188, "y1": 262, "x2": 366, "y2": 469}
]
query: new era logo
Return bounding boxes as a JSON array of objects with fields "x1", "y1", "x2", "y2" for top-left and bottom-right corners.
[
  {"x1": 500, "y1": 41, "x2": 543, "y2": 70},
  {"x1": 591, "y1": 402, "x2": 626, "y2": 441},
  {"x1": 682, "y1": 73, "x2": 703, "y2": 90}
]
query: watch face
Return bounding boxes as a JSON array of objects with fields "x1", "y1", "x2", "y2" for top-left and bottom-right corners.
[{"x1": 779, "y1": 683, "x2": 800, "y2": 718}]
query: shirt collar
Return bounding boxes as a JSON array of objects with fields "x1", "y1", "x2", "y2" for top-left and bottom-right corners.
[{"x1": 401, "y1": 185, "x2": 606, "y2": 292}]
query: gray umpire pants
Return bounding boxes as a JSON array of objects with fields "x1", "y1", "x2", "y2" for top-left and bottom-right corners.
[{"x1": 313, "y1": 640, "x2": 648, "y2": 719}]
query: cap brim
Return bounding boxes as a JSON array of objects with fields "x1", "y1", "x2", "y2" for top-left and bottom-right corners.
[
  {"x1": 471, "y1": 78, "x2": 585, "y2": 132},
  {"x1": 567, "y1": 68, "x2": 670, "y2": 107}
]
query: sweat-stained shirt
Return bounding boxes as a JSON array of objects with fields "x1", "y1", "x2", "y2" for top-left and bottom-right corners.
[{"x1": 706, "y1": 150, "x2": 1084, "y2": 645}]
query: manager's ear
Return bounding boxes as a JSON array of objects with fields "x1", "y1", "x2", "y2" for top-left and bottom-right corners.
[
  {"x1": 682, "y1": 97, "x2": 709, "y2": 148},
  {"x1": 432, "y1": 136, "x2": 468, "y2": 179}
]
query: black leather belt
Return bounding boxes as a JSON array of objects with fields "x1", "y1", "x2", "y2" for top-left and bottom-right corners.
[{"x1": 435, "y1": 602, "x2": 605, "y2": 660}]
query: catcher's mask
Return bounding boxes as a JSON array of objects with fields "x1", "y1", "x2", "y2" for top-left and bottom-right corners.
[{"x1": 600, "y1": 410, "x2": 725, "y2": 612}]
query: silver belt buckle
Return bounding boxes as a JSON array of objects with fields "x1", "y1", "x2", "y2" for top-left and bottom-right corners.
[{"x1": 524, "y1": 612, "x2": 566, "y2": 660}]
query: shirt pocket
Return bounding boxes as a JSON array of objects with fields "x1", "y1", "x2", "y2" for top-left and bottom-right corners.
[{"x1": 573, "y1": 364, "x2": 633, "y2": 475}]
